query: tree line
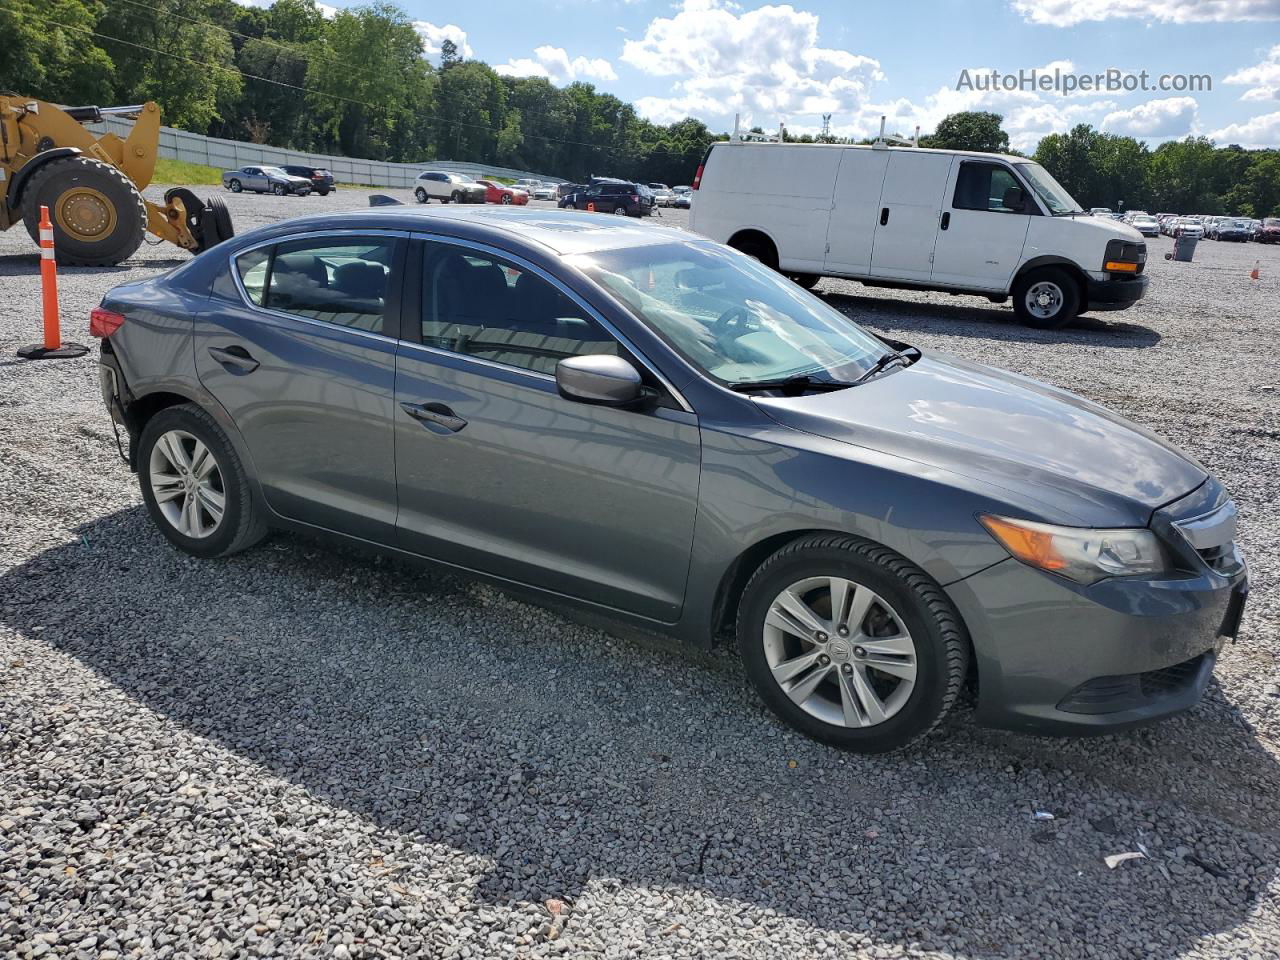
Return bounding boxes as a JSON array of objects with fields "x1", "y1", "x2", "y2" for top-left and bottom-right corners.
[{"x1": 2, "y1": 0, "x2": 1275, "y2": 213}]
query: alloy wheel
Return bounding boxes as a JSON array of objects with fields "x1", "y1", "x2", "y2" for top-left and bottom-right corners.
[
  {"x1": 149, "y1": 429, "x2": 226, "y2": 539},
  {"x1": 1025, "y1": 280, "x2": 1063, "y2": 320},
  {"x1": 762, "y1": 576, "x2": 917, "y2": 728}
]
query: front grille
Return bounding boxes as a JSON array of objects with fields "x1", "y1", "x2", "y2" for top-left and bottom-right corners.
[{"x1": 1058, "y1": 653, "x2": 1212, "y2": 715}]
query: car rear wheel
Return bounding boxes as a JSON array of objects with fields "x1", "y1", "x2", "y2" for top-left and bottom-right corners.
[
  {"x1": 316, "y1": 188, "x2": 330, "y2": 197},
  {"x1": 613, "y1": 205, "x2": 627, "y2": 215},
  {"x1": 228, "y1": 179, "x2": 242, "y2": 193},
  {"x1": 1012, "y1": 267, "x2": 1080, "y2": 329},
  {"x1": 737, "y1": 534, "x2": 968, "y2": 752},
  {"x1": 138, "y1": 404, "x2": 267, "y2": 559}
]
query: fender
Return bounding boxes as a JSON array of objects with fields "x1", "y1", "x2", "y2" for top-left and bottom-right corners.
[
  {"x1": 5, "y1": 146, "x2": 82, "y2": 210},
  {"x1": 1013, "y1": 254, "x2": 1089, "y2": 290}
]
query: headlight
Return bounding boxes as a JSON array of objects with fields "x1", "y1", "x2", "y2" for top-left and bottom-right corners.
[{"x1": 979, "y1": 515, "x2": 1172, "y2": 584}]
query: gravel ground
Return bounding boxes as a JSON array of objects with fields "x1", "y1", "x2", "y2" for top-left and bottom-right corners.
[{"x1": 1, "y1": 186, "x2": 1278, "y2": 960}]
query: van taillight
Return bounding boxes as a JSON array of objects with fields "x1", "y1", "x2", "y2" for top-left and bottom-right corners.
[
  {"x1": 90, "y1": 307, "x2": 125, "y2": 338},
  {"x1": 692, "y1": 164, "x2": 704, "y2": 190}
]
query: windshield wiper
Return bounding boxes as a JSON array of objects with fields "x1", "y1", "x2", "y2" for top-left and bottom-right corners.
[
  {"x1": 850, "y1": 347, "x2": 919, "y2": 385},
  {"x1": 729, "y1": 373, "x2": 855, "y2": 394}
]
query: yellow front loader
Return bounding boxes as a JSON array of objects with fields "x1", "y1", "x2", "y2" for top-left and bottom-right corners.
[{"x1": 0, "y1": 96, "x2": 233, "y2": 266}]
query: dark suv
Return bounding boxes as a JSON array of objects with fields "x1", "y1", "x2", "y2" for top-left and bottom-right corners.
[
  {"x1": 281, "y1": 165, "x2": 335, "y2": 196},
  {"x1": 562, "y1": 180, "x2": 653, "y2": 217}
]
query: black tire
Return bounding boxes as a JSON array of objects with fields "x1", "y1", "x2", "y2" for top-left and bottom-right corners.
[
  {"x1": 501, "y1": 193, "x2": 513, "y2": 204},
  {"x1": 228, "y1": 179, "x2": 242, "y2": 193},
  {"x1": 736, "y1": 534, "x2": 969, "y2": 753},
  {"x1": 271, "y1": 183, "x2": 286, "y2": 196},
  {"x1": 789, "y1": 273, "x2": 821, "y2": 290},
  {"x1": 730, "y1": 235, "x2": 779, "y2": 271},
  {"x1": 138, "y1": 404, "x2": 267, "y2": 559},
  {"x1": 1011, "y1": 267, "x2": 1080, "y2": 329},
  {"x1": 451, "y1": 190, "x2": 462, "y2": 204},
  {"x1": 316, "y1": 188, "x2": 330, "y2": 197},
  {"x1": 21, "y1": 155, "x2": 147, "y2": 266},
  {"x1": 415, "y1": 187, "x2": 428, "y2": 204}
]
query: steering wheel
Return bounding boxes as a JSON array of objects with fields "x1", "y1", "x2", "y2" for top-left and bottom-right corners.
[{"x1": 713, "y1": 305, "x2": 754, "y2": 336}]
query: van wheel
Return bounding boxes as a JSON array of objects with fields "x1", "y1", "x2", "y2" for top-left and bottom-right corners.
[
  {"x1": 789, "y1": 273, "x2": 821, "y2": 290},
  {"x1": 730, "y1": 235, "x2": 779, "y2": 271},
  {"x1": 1013, "y1": 268, "x2": 1079, "y2": 329},
  {"x1": 737, "y1": 534, "x2": 968, "y2": 753}
]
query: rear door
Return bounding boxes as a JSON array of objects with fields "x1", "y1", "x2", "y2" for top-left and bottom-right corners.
[
  {"x1": 823, "y1": 148, "x2": 890, "y2": 277},
  {"x1": 392, "y1": 237, "x2": 702, "y2": 621},
  {"x1": 930, "y1": 160, "x2": 1032, "y2": 291},
  {"x1": 196, "y1": 231, "x2": 406, "y2": 542},
  {"x1": 868, "y1": 151, "x2": 955, "y2": 282}
]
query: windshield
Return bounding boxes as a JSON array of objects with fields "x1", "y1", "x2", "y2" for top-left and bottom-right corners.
[
  {"x1": 262, "y1": 166, "x2": 287, "y2": 176},
  {"x1": 1014, "y1": 161, "x2": 1083, "y2": 215},
  {"x1": 572, "y1": 241, "x2": 889, "y2": 386},
  {"x1": 451, "y1": 174, "x2": 475, "y2": 183}
]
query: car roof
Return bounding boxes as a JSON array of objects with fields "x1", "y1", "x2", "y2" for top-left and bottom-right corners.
[
  {"x1": 709, "y1": 141, "x2": 1030, "y2": 165},
  {"x1": 240, "y1": 206, "x2": 694, "y2": 257}
]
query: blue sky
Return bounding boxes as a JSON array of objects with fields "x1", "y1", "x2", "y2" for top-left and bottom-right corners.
[{"x1": 294, "y1": 0, "x2": 1280, "y2": 150}]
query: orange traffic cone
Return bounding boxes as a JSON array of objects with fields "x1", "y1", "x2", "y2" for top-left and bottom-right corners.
[
  {"x1": 587, "y1": 201, "x2": 595, "y2": 213},
  {"x1": 17, "y1": 206, "x2": 88, "y2": 360},
  {"x1": 1250, "y1": 260, "x2": 1261, "y2": 282}
]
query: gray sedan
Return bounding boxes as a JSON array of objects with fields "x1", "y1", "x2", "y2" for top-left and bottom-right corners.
[
  {"x1": 90, "y1": 207, "x2": 1247, "y2": 752},
  {"x1": 222, "y1": 165, "x2": 313, "y2": 196}
]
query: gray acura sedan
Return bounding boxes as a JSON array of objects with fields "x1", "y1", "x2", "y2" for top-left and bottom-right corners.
[{"x1": 90, "y1": 207, "x2": 1248, "y2": 752}]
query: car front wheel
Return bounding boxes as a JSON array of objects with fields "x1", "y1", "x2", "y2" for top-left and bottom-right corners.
[
  {"x1": 138, "y1": 404, "x2": 267, "y2": 559},
  {"x1": 271, "y1": 183, "x2": 285, "y2": 196},
  {"x1": 415, "y1": 188, "x2": 427, "y2": 203},
  {"x1": 737, "y1": 534, "x2": 969, "y2": 752},
  {"x1": 228, "y1": 179, "x2": 242, "y2": 193},
  {"x1": 1012, "y1": 267, "x2": 1080, "y2": 329}
]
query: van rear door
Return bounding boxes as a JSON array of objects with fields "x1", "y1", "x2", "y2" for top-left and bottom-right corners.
[
  {"x1": 868, "y1": 151, "x2": 955, "y2": 282},
  {"x1": 930, "y1": 159, "x2": 1032, "y2": 291},
  {"x1": 823, "y1": 148, "x2": 890, "y2": 277}
]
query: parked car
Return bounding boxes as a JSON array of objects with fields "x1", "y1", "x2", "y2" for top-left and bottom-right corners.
[
  {"x1": 91, "y1": 206, "x2": 1247, "y2": 752},
  {"x1": 562, "y1": 180, "x2": 654, "y2": 217},
  {"x1": 1129, "y1": 214, "x2": 1159, "y2": 238},
  {"x1": 1172, "y1": 218, "x2": 1203, "y2": 239},
  {"x1": 475, "y1": 179, "x2": 529, "y2": 205},
  {"x1": 648, "y1": 183, "x2": 676, "y2": 207},
  {"x1": 531, "y1": 183, "x2": 558, "y2": 201},
  {"x1": 281, "y1": 165, "x2": 335, "y2": 196},
  {"x1": 222, "y1": 165, "x2": 312, "y2": 196},
  {"x1": 1213, "y1": 218, "x2": 1251, "y2": 242},
  {"x1": 690, "y1": 141, "x2": 1148, "y2": 328},
  {"x1": 672, "y1": 186, "x2": 692, "y2": 209},
  {"x1": 557, "y1": 183, "x2": 583, "y2": 202},
  {"x1": 1258, "y1": 218, "x2": 1280, "y2": 243},
  {"x1": 413, "y1": 171, "x2": 487, "y2": 204},
  {"x1": 514, "y1": 179, "x2": 542, "y2": 195},
  {"x1": 1088, "y1": 207, "x2": 1112, "y2": 217}
]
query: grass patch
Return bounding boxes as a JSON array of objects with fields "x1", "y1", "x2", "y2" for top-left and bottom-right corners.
[{"x1": 152, "y1": 157, "x2": 223, "y2": 186}]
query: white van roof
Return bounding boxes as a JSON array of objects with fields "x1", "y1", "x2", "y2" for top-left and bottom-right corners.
[{"x1": 708, "y1": 140, "x2": 1027, "y2": 165}]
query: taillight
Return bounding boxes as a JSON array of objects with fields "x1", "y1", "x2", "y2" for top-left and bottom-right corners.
[
  {"x1": 90, "y1": 307, "x2": 125, "y2": 338},
  {"x1": 692, "y1": 164, "x2": 704, "y2": 190}
]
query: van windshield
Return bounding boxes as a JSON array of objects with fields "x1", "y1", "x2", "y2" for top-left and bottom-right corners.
[
  {"x1": 1014, "y1": 161, "x2": 1083, "y2": 215},
  {"x1": 572, "y1": 241, "x2": 889, "y2": 387}
]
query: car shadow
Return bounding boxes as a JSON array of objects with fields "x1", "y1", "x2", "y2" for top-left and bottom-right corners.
[
  {"x1": 817, "y1": 288, "x2": 1163, "y2": 349},
  {"x1": 4, "y1": 509, "x2": 1275, "y2": 958}
]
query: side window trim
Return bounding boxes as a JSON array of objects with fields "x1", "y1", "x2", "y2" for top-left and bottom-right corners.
[
  {"x1": 407, "y1": 231, "x2": 693, "y2": 412},
  {"x1": 227, "y1": 229, "x2": 411, "y2": 343}
]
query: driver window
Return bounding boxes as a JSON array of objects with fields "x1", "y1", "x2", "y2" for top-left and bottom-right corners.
[
  {"x1": 420, "y1": 242, "x2": 619, "y2": 376},
  {"x1": 954, "y1": 162, "x2": 1026, "y2": 213}
]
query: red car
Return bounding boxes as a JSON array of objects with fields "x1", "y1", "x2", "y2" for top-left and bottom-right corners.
[{"x1": 476, "y1": 180, "x2": 529, "y2": 205}]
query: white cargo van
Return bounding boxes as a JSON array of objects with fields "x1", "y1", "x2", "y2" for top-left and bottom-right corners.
[{"x1": 689, "y1": 141, "x2": 1148, "y2": 328}]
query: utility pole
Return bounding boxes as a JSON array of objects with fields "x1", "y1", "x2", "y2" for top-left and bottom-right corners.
[{"x1": 821, "y1": 114, "x2": 831, "y2": 142}]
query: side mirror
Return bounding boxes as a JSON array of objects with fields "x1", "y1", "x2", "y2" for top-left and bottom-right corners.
[
  {"x1": 556, "y1": 355, "x2": 644, "y2": 407},
  {"x1": 1002, "y1": 185, "x2": 1027, "y2": 212}
]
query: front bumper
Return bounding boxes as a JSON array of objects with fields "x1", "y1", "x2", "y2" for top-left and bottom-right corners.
[
  {"x1": 1085, "y1": 272, "x2": 1149, "y2": 312},
  {"x1": 946, "y1": 554, "x2": 1246, "y2": 736}
]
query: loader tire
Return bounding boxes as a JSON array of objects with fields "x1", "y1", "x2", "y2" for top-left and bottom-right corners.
[{"x1": 22, "y1": 155, "x2": 148, "y2": 266}]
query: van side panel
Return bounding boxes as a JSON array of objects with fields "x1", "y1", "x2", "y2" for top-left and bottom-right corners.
[
  {"x1": 868, "y1": 152, "x2": 955, "y2": 282},
  {"x1": 823, "y1": 149, "x2": 890, "y2": 278},
  {"x1": 689, "y1": 144, "x2": 840, "y2": 272}
]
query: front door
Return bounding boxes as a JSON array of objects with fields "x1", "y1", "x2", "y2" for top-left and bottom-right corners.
[
  {"x1": 393, "y1": 238, "x2": 702, "y2": 621},
  {"x1": 930, "y1": 160, "x2": 1032, "y2": 291},
  {"x1": 868, "y1": 151, "x2": 955, "y2": 282},
  {"x1": 195, "y1": 233, "x2": 405, "y2": 542}
]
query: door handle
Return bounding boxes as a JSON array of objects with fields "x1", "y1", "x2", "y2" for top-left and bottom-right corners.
[
  {"x1": 401, "y1": 401, "x2": 467, "y2": 433},
  {"x1": 880, "y1": 207, "x2": 889, "y2": 225},
  {"x1": 208, "y1": 345, "x2": 259, "y2": 373},
  {"x1": 940, "y1": 211, "x2": 951, "y2": 230}
]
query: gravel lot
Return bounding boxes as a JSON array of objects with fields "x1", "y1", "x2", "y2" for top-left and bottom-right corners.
[{"x1": 2, "y1": 186, "x2": 1278, "y2": 960}]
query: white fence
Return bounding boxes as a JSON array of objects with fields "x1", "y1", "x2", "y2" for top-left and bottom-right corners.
[{"x1": 84, "y1": 116, "x2": 567, "y2": 187}]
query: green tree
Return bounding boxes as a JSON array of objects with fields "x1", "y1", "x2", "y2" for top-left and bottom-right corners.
[
  {"x1": 923, "y1": 112, "x2": 1010, "y2": 153},
  {"x1": 0, "y1": 0, "x2": 114, "y2": 105},
  {"x1": 1222, "y1": 152, "x2": 1280, "y2": 218}
]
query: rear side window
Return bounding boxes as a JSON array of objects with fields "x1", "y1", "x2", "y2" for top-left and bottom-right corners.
[
  {"x1": 953, "y1": 162, "x2": 1025, "y2": 213},
  {"x1": 420, "y1": 241, "x2": 618, "y2": 376},
  {"x1": 233, "y1": 238, "x2": 396, "y2": 334}
]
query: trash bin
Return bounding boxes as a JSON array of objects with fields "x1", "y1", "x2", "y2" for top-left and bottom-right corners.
[{"x1": 1173, "y1": 233, "x2": 1198, "y2": 262}]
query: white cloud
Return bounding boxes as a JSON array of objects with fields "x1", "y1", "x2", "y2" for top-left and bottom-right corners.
[
  {"x1": 1012, "y1": 0, "x2": 1280, "y2": 27},
  {"x1": 622, "y1": 0, "x2": 883, "y2": 126},
  {"x1": 1100, "y1": 96, "x2": 1199, "y2": 137},
  {"x1": 1208, "y1": 110, "x2": 1280, "y2": 146},
  {"x1": 233, "y1": 0, "x2": 338, "y2": 15},
  {"x1": 1225, "y1": 44, "x2": 1280, "y2": 101},
  {"x1": 413, "y1": 21, "x2": 473, "y2": 63},
  {"x1": 494, "y1": 46, "x2": 617, "y2": 84}
]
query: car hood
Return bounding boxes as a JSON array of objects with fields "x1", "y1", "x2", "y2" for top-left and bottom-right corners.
[{"x1": 755, "y1": 353, "x2": 1207, "y2": 527}]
